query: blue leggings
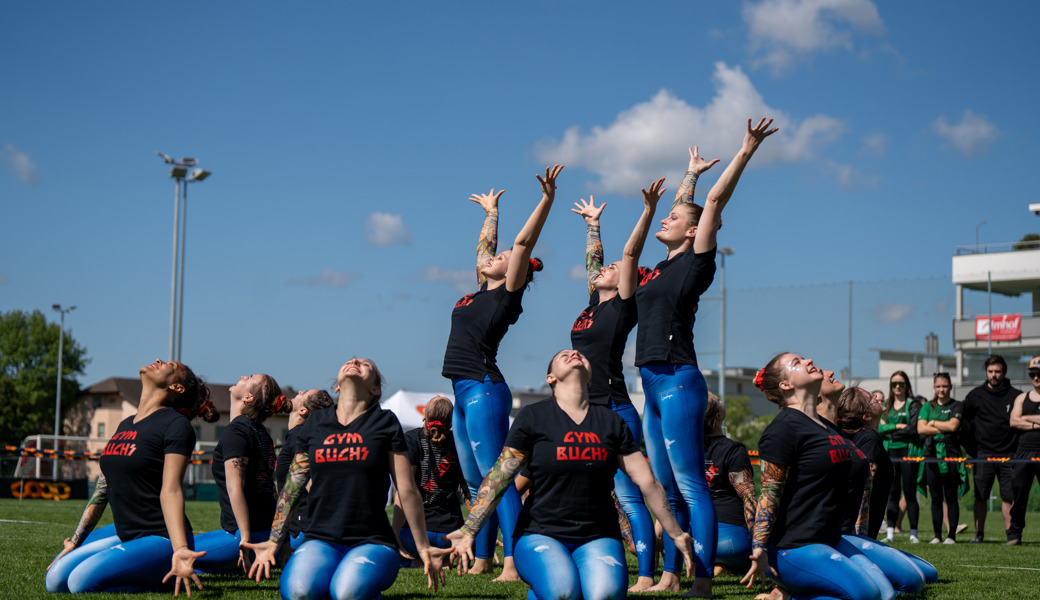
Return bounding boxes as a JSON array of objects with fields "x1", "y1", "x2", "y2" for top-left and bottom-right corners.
[
  {"x1": 769, "y1": 543, "x2": 883, "y2": 600},
  {"x1": 46, "y1": 531, "x2": 193, "y2": 594},
  {"x1": 451, "y1": 376, "x2": 522, "y2": 559},
  {"x1": 610, "y1": 399, "x2": 655, "y2": 578},
  {"x1": 192, "y1": 528, "x2": 270, "y2": 573},
  {"x1": 838, "y1": 535, "x2": 925, "y2": 595},
  {"x1": 399, "y1": 527, "x2": 452, "y2": 559},
  {"x1": 640, "y1": 363, "x2": 716, "y2": 578},
  {"x1": 280, "y1": 539, "x2": 399, "y2": 600},
  {"x1": 514, "y1": 534, "x2": 627, "y2": 600},
  {"x1": 716, "y1": 522, "x2": 751, "y2": 574}
]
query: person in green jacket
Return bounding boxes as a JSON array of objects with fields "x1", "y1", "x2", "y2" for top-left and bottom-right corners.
[
  {"x1": 879, "y1": 370, "x2": 922, "y2": 543},
  {"x1": 917, "y1": 372, "x2": 968, "y2": 544}
]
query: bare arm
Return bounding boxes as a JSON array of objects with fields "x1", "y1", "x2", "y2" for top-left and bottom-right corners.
[
  {"x1": 619, "y1": 178, "x2": 665, "y2": 299},
  {"x1": 391, "y1": 452, "x2": 444, "y2": 591},
  {"x1": 160, "y1": 452, "x2": 205, "y2": 597},
  {"x1": 1010, "y1": 393, "x2": 1040, "y2": 429},
  {"x1": 505, "y1": 165, "x2": 563, "y2": 292},
  {"x1": 695, "y1": 119, "x2": 778, "y2": 254},
  {"x1": 728, "y1": 466, "x2": 757, "y2": 532},
  {"x1": 471, "y1": 190, "x2": 503, "y2": 289},
  {"x1": 917, "y1": 419, "x2": 941, "y2": 436},
  {"x1": 571, "y1": 196, "x2": 606, "y2": 297},
  {"x1": 224, "y1": 457, "x2": 252, "y2": 547},
  {"x1": 931, "y1": 417, "x2": 962, "y2": 433}
]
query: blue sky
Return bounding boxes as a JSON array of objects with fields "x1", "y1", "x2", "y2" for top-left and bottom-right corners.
[{"x1": 3, "y1": 1, "x2": 1038, "y2": 395}]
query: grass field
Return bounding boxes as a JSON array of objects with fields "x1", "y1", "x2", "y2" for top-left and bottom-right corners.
[{"x1": 3, "y1": 499, "x2": 1038, "y2": 599}]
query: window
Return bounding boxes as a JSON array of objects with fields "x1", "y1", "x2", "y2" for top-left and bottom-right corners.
[
  {"x1": 737, "y1": 383, "x2": 743, "y2": 394},
  {"x1": 97, "y1": 423, "x2": 105, "y2": 438}
]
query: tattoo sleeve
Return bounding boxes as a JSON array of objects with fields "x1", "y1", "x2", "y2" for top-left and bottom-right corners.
[
  {"x1": 268, "y1": 452, "x2": 309, "y2": 548},
  {"x1": 475, "y1": 209, "x2": 499, "y2": 289},
  {"x1": 671, "y1": 170, "x2": 699, "y2": 209},
  {"x1": 460, "y1": 447, "x2": 526, "y2": 537},
  {"x1": 856, "y1": 462, "x2": 876, "y2": 535},
  {"x1": 730, "y1": 466, "x2": 757, "y2": 531},
  {"x1": 585, "y1": 222, "x2": 604, "y2": 297},
  {"x1": 752, "y1": 460, "x2": 788, "y2": 550},
  {"x1": 69, "y1": 474, "x2": 109, "y2": 546}
]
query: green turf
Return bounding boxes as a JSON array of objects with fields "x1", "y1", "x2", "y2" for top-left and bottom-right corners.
[{"x1": 3, "y1": 499, "x2": 1038, "y2": 599}]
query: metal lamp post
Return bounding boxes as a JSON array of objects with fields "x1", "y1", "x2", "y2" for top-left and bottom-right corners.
[
  {"x1": 156, "y1": 153, "x2": 211, "y2": 362},
  {"x1": 718, "y1": 248, "x2": 734, "y2": 403},
  {"x1": 51, "y1": 304, "x2": 75, "y2": 459}
]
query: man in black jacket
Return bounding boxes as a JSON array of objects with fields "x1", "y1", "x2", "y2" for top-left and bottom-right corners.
[{"x1": 962, "y1": 355, "x2": 1022, "y2": 543}]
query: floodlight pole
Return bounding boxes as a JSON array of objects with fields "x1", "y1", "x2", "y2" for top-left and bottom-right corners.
[
  {"x1": 176, "y1": 182, "x2": 187, "y2": 361},
  {"x1": 170, "y1": 178, "x2": 181, "y2": 361},
  {"x1": 52, "y1": 304, "x2": 75, "y2": 466},
  {"x1": 718, "y1": 248, "x2": 734, "y2": 403}
]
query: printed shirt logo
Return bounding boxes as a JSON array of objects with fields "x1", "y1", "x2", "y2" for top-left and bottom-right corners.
[
  {"x1": 101, "y1": 429, "x2": 137, "y2": 457},
  {"x1": 315, "y1": 432, "x2": 369, "y2": 463},
  {"x1": 455, "y1": 293, "x2": 476, "y2": 309},
  {"x1": 572, "y1": 308, "x2": 595, "y2": 332},
  {"x1": 639, "y1": 269, "x2": 660, "y2": 286},
  {"x1": 556, "y1": 431, "x2": 609, "y2": 462},
  {"x1": 827, "y1": 434, "x2": 854, "y2": 464},
  {"x1": 705, "y1": 462, "x2": 719, "y2": 484},
  {"x1": 423, "y1": 454, "x2": 456, "y2": 495}
]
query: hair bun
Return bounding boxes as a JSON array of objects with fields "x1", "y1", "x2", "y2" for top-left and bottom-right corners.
[
  {"x1": 529, "y1": 257, "x2": 543, "y2": 272},
  {"x1": 753, "y1": 369, "x2": 765, "y2": 391}
]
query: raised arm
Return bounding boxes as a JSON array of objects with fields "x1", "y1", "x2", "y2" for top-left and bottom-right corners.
[
  {"x1": 506, "y1": 165, "x2": 564, "y2": 292},
  {"x1": 49, "y1": 474, "x2": 110, "y2": 568},
  {"x1": 570, "y1": 196, "x2": 606, "y2": 298},
  {"x1": 741, "y1": 459, "x2": 788, "y2": 589},
  {"x1": 444, "y1": 446, "x2": 527, "y2": 571},
  {"x1": 246, "y1": 452, "x2": 310, "y2": 582},
  {"x1": 471, "y1": 189, "x2": 503, "y2": 289},
  {"x1": 391, "y1": 452, "x2": 445, "y2": 591},
  {"x1": 620, "y1": 451, "x2": 694, "y2": 577},
  {"x1": 671, "y1": 145, "x2": 719, "y2": 209},
  {"x1": 160, "y1": 452, "x2": 205, "y2": 597},
  {"x1": 695, "y1": 119, "x2": 778, "y2": 254},
  {"x1": 620, "y1": 178, "x2": 665, "y2": 299}
]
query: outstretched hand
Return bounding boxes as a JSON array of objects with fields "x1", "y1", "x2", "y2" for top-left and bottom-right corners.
[
  {"x1": 570, "y1": 196, "x2": 606, "y2": 223},
  {"x1": 443, "y1": 529, "x2": 476, "y2": 576},
  {"x1": 740, "y1": 547, "x2": 774, "y2": 590},
  {"x1": 536, "y1": 164, "x2": 564, "y2": 199},
  {"x1": 48, "y1": 538, "x2": 79, "y2": 570},
  {"x1": 688, "y1": 145, "x2": 720, "y2": 175},
  {"x1": 243, "y1": 540, "x2": 277, "y2": 582},
  {"x1": 418, "y1": 547, "x2": 448, "y2": 591},
  {"x1": 673, "y1": 532, "x2": 695, "y2": 578},
  {"x1": 641, "y1": 177, "x2": 666, "y2": 209},
  {"x1": 743, "y1": 118, "x2": 779, "y2": 153},
  {"x1": 470, "y1": 189, "x2": 504, "y2": 213},
  {"x1": 162, "y1": 547, "x2": 206, "y2": 597}
]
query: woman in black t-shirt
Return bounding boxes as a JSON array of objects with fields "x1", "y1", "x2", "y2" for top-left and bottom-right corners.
[
  {"x1": 47, "y1": 359, "x2": 218, "y2": 596},
  {"x1": 568, "y1": 186, "x2": 661, "y2": 591},
  {"x1": 275, "y1": 388, "x2": 334, "y2": 552},
  {"x1": 635, "y1": 121, "x2": 775, "y2": 596},
  {"x1": 195, "y1": 373, "x2": 286, "y2": 573},
  {"x1": 443, "y1": 349, "x2": 694, "y2": 600},
  {"x1": 440, "y1": 164, "x2": 562, "y2": 580},
  {"x1": 741, "y1": 352, "x2": 883, "y2": 600},
  {"x1": 393, "y1": 395, "x2": 467, "y2": 560},
  {"x1": 703, "y1": 393, "x2": 755, "y2": 576},
  {"x1": 246, "y1": 358, "x2": 445, "y2": 599}
]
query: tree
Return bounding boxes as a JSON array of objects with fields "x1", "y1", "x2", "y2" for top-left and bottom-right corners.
[
  {"x1": 1013, "y1": 233, "x2": 1039, "y2": 251},
  {"x1": 0, "y1": 309, "x2": 89, "y2": 446}
]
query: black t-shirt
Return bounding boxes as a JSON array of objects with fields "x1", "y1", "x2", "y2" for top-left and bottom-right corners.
[
  {"x1": 963, "y1": 380, "x2": 1021, "y2": 455},
  {"x1": 212, "y1": 415, "x2": 277, "y2": 534},
  {"x1": 505, "y1": 399, "x2": 638, "y2": 545},
  {"x1": 704, "y1": 435, "x2": 751, "y2": 528},
  {"x1": 297, "y1": 404, "x2": 406, "y2": 546},
  {"x1": 840, "y1": 432, "x2": 870, "y2": 535},
  {"x1": 757, "y1": 409, "x2": 857, "y2": 549},
  {"x1": 404, "y1": 428, "x2": 465, "y2": 533},
  {"x1": 1017, "y1": 392, "x2": 1040, "y2": 453},
  {"x1": 634, "y1": 246, "x2": 716, "y2": 367},
  {"x1": 442, "y1": 285, "x2": 525, "y2": 382},
  {"x1": 274, "y1": 427, "x2": 308, "y2": 535},
  {"x1": 99, "y1": 408, "x2": 195, "y2": 542},
  {"x1": 571, "y1": 294, "x2": 637, "y2": 405},
  {"x1": 849, "y1": 428, "x2": 891, "y2": 539}
]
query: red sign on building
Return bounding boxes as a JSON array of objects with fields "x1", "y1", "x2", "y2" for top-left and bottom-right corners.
[{"x1": 975, "y1": 314, "x2": 1022, "y2": 341}]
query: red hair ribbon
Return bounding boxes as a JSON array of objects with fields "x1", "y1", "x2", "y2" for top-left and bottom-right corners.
[
  {"x1": 528, "y1": 258, "x2": 540, "y2": 272},
  {"x1": 173, "y1": 406, "x2": 193, "y2": 418},
  {"x1": 196, "y1": 400, "x2": 214, "y2": 417},
  {"x1": 426, "y1": 420, "x2": 444, "y2": 430},
  {"x1": 274, "y1": 395, "x2": 286, "y2": 413},
  {"x1": 753, "y1": 369, "x2": 765, "y2": 391}
]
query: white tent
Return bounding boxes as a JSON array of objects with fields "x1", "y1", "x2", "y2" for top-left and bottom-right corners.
[{"x1": 379, "y1": 390, "x2": 455, "y2": 432}]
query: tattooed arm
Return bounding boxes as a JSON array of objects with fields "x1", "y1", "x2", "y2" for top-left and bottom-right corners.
[
  {"x1": 570, "y1": 196, "x2": 605, "y2": 297},
  {"x1": 245, "y1": 452, "x2": 309, "y2": 582},
  {"x1": 671, "y1": 145, "x2": 720, "y2": 209},
  {"x1": 49, "y1": 474, "x2": 110, "y2": 568},
  {"x1": 224, "y1": 456, "x2": 253, "y2": 571},
  {"x1": 444, "y1": 446, "x2": 527, "y2": 571},
  {"x1": 729, "y1": 465, "x2": 758, "y2": 532},
  {"x1": 470, "y1": 189, "x2": 502, "y2": 289},
  {"x1": 741, "y1": 459, "x2": 788, "y2": 589},
  {"x1": 856, "y1": 462, "x2": 876, "y2": 536}
]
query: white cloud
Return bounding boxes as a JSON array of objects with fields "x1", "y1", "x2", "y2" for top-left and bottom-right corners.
[
  {"x1": 568, "y1": 264, "x2": 587, "y2": 281},
  {"x1": 822, "y1": 159, "x2": 879, "y2": 191},
  {"x1": 860, "y1": 133, "x2": 887, "y2": 157},
  {"x1": 365, "y1": 212, "x2": 411, "y2": 247},
  {"x1": 2, "y1": 143, "x2": 39, "y2": 185},
  {"x1": 743, "y1": 0, "x2": 884, "y2": 74},
  {"x1": 535, "y1": 63, "x2": 844, "y2": 195},
  {"x1": 932, "y1": 110, "x2": 1000, "y2": 157},
  {"x1": 872, "y1": 302, "x2": 913, "y2": 323},
  {"x1": 422, "y1": 266, "x2": 474, "y2": 294},
  {"x1": 287, "y1": 269, "x2": 359, "y2": 289}
]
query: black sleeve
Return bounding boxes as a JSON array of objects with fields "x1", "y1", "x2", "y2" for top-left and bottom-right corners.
[
  {"x1": 404, "y1": 429, "x2": 422, "y2": 466},
  {"x1": 165, "y1": 417, "x2": 196, "y2": 456},
  {"x1": 615, "y1": 412, "x2": 638, "y2": 455},
  {"x1": 891, "y1": 402, "x2": 922, "y2": 443},
  {"x1": 504, "y1": 407, "x2": 535, "y2": 454},
  {"x1": 757, "y1": 418, "x2": 794, "y2": 467},
  {"x1": 386, "y1": 413, "x2": 407, "y2": 454},
  {"x1": 220, "y1": 422, "x2": 253, "y2": 460},
  {"x1": 725, "y1": 441, "x2": 752, "y2": 472}
]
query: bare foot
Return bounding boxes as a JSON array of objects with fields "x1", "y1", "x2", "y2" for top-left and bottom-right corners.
[
  {"x1": 467, "y1": 558, "x2": 494, "y2": 575},
  {"x1": 628, "y1": 576, "x2": 656, "y2": 593},
  {"x1": 492, "y1": 557, "x2": 522, "y2": 582},
  {"x1": 755, "y1": 587, "x2": 789, "y2": 600},
  {"x1": 648, "y1": 572, "x2": 681, "y2": 592},
  {"x1": 713, "y1": 565, "x2": 725, "y2": 577},
  {"x1": 682, "y1": 577, "x2": 712, "y2": 598}
]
